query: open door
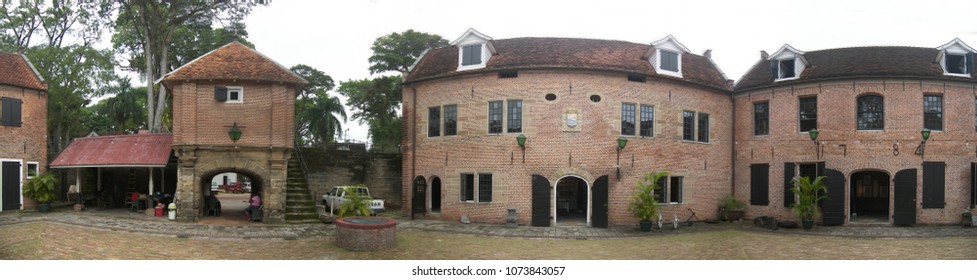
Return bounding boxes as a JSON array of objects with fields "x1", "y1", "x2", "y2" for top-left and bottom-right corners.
[
  {"x1": 1, "y1": 161, "x2": 21, "y2": 211},
  {"x1": 893, "y1": 168, "x2": 917, "y2": 226},
  {"x1": 531, "y1": 174, "x2": 550, "y2": 227},
  {"x1": 822, "y1": 169, "x2": 845, "y2": 226},
  {"x1": 591, "y1": 175, "x2": 609, "y2": 228}
]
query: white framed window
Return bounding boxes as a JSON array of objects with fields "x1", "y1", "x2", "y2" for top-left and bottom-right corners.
[
  {"x1": 457, "y1": 43, "x2": 487, "y2": 71},
  {"x1": 777, "y1": 59, "x2": 796, "y2": 79},
  {"x1": 769, "y1": 44, "x2": 806, "y2": 82},
  {"x1": 654, "y1": 175, "x2": 684, "y2": 204},
  {"x1": 649, "y1": 35, "x2": 689, "y2": 78},
  {"x1": 226, "y1": 86, "x2": 243, "y2": 103},
  {"x1": 937, "y1": 38, "x2": 975, "y2": 77},
  {"x1": 26, "y1": 162, "x2": 38, "y2": 178}
]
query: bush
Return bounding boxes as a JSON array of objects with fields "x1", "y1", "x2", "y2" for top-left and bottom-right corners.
[
  {"x1": 628, "y1": 171, "x2": 667, "y2": 222},
  {"x1": 790, "y1": 176, "x2": 828, "y2": 220},
  {"x1": 23, "y1": 172, "x2": 57, "y2": 204},
  {"x1": 719, "y1": 195, "x2": 745, "y2": 211},
  {"x1": 337, "y1": 184, "x2": 374, "y2": 218}
]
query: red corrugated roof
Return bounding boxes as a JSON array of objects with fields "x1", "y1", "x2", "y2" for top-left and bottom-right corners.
[{"x1": 50, "y1": 133, "x2": 173, "y2": 168}]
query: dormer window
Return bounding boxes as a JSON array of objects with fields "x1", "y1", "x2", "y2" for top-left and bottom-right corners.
[
  {"x1": 451, "y1": 28, "x2": 495, "y2": 71},
  {"x1": 937, "y1": 38, "x2": 976, "y2": 77},
  {"x1": 660, "y1": 50, "x2": 679, "y2": 72},
  {"x1": 462, "y1": 44, "x2": 483, "y2": 66},
  {"x1": 768, "y1": 44, "x2": 806, "y2": 82}
]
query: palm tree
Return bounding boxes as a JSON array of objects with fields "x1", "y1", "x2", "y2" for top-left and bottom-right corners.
[
  {"x1": 99, "y1": 78, "x2": 147, "y2": 133},
  {"x1": 297, "y1": 91, "x2": 346, "y2": 147}
]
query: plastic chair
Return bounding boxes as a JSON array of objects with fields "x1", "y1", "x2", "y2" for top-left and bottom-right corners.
[{"x1": 250, "y1": 205, "x2": 263, "y2": 222}]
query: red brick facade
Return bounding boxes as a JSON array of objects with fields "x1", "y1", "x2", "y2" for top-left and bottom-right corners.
[{"x1": 0, "y1": 53, "x2": 47, "y2": 212}]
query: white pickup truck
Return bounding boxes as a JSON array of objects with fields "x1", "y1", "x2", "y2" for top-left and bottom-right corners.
[{"x1": 321, "y1": 186, "x2": 385, "y2": 214}]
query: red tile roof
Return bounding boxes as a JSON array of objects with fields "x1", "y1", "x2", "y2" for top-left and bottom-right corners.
[
  {"x1": 405, "y1": 37, "x2": 730, "y2": 90},
  {"x1": 50, "y1": 133, "x2": 173, "y2": 168},
  {"x1": 735, "y1": 46, "x2": 966, "y2": 91},
  {"x1": 160, "y1": 41, "x2": 307, "y2": 85},
  {"x1": 0, "y1": 52, "x2": 47, "y2": 91}
]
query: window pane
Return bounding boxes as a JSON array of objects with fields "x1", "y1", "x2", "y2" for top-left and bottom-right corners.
[
  {"x1": 428, "y1": 107, "x2": 440, "y2": 137},
  {"x1": 670, "y1": 177, "x2": 683, "y2": 203},
  {"x1": 924, "y1": 95, "x2": 943, "y2": 131},
  {"x1": 660, "y1": 50, "x2": 678, "y2": 72},
  {"x1": 683, "y1": 111, "x2": 695, "y2": 141},
  {"x1": 947, "y1": 54, "x2": 966, "y2": 74},
  {"x1": 507, "y1": 100, "x2": 522, "y2": 133},
  {"x1": 478, "y1": 174, "x2": 492, "y2": 202},
  {"x1": 461, "y1": 174, "x2": 474, "y2": 201},
  {"x1": 698, "y1": 112, "x2": 710, "y2": 143},
  {"x1": 488, "y1": 101, "x2": 503, "y2": 134},
  {"x1": 754, "y1": 102, "x2": 769, "y2": 135},
  {"x1": 444, "y1": 105, "x2": 457, "y2": 136},
  {"x1": 857, "y1": 95, "x2": 884, "y2": 130},
  {"x1": 799, "y1": 97, "x2": 817, "y2": 132},
  {"x1": 462, "y1": 45, "x2": 482, "y2": 66},
  {"x1": 640, "y1": 105, "x2": 654, "y2": 137},
  {"x1": 621, "y1": 103, "x2": 636, "y2": 135},
  {"x1": 779, "y1": 59, "x2": 795, "y2": 78}
]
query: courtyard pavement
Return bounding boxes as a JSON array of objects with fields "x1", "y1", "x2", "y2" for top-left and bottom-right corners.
[{"x1": 1, "y1": 207, "x2": 975, "y2": 240}]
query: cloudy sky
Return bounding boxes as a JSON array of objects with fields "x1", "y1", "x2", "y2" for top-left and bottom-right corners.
[{"x1": 242, "y1": 0, "x2": 977, "y2": 144}]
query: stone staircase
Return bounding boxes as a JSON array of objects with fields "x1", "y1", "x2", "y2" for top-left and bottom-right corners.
[{"x1": 284, "y1": 150, "x2": 320, "y2": 224}]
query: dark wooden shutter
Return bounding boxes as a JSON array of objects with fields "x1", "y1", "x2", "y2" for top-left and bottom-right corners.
[
  {"x1": 922, "y1": 161, "x2": 945, "y2": 209},
  {"x1": 750, "y1": 164, "x2": 769, "y2": 205},
  {"x1": 411, "y1": 176, "x2": 426, "y2": 217},
  {"x1": 822, "y1": 169, "x2": 845, "y2": 226},
  {"x1": 893, "y1": 168, "x2": 917, "y2": 226},
  {"x1": 967, "y1": 52, "x2": 974, "y2": 74},
  {"x1": 591, "y1": 175, "x2": 609, "y2": 228},
  {"x1": 971, "y1": 163, "x2": 976, "y2": 208},
  {"x1": 9, "y1": 98, "x2": 21, "y2": 127},
  {"x1": 215, "y1": 86, "x2": 228, "y2": 101},
  {"x1": 784, "y1": 162, "x2": 796, "y2": 207},
  {"x1": 531, "y1": 174, "x2": 551, "y2": 227},
  {"x1": 770, "y1": 60, "x2": 778, "y2": 80}
]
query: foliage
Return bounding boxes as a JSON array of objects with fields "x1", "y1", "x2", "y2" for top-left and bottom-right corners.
[
  {"x1": 628, "y1": 171, "x2": 668, "y2": 222},
  {"x1": 790, "y1": 176, "x2": 828, "y2": 220},
  {"x1": 337, "y1": 185, "x2": 374, "y2": 218},
  {"x1": 23, "y1": 172, "x2": 57, "y2": 204},
  {"x1": 719, "y1": 195, "x2": 746, "y2": 211},
  {"x1": 337, "y1": 76, "x2": 402, "y2": 151},
  {"x1": 90, "y1": 78, "x2": 147, "y2": 134},
  {"x1": 368, "y1": 29, "x2": 448, "y2": 75},
  {"x1": 291, "y1": 64, "x2": 345, "y2": 147}
]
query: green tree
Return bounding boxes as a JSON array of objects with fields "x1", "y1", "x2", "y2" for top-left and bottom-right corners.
[
  {"x1": 368, "y1": 29, "x2": 448, "y2": 76},
  {"x1": 290, "y1": 64, "x2": 345, "y2": 147},
  {"x1": 337, "y1": 76, "x2": 402, "y2": 152},
  {"x1": 112, "y1": 0, "x2": 264, "y2": 133},
  {"x1": 92, "y1": 78, "x2": 147, "y2": 134}
]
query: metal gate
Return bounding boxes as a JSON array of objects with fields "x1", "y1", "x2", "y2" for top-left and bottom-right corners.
[
  {"x1": 822, "y1": 169, "x2": 845, "y2": 226},
  {"x1": 591, "y1": 175, "x2": 609, "y2": 228},
  {"x1": 2, "y1": 161, "x2": 21, "y2": 211},
  {"x1": 531, "y1": 174, "x2": 550, "y2": 227},
  {"x1": 893, "y1": 168, "x2": 917, "y2": 226}
]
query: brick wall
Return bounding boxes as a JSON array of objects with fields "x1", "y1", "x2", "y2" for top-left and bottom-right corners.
[
  {"x1": 735, "y1": 79, "x2": 977, "y2": 224},
  {"x1": 403, "y1": 70, "x2": 732, "y2": 226},
  {"x1": 0, "y1": 85, "x2": 47, "y2": 211},
  {"x1": 171, "y1": 81, "x2": 296, "y2": 148},
  {"x1": 301, "y1": 148, "x2": 402, "y2": 209}
]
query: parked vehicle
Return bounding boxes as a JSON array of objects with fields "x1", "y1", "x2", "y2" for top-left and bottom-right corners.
[
  {"x1": 220, "y1": 182, "x2": 245, "y2": 193},
  {"x1": 321, "y1": 186, "x2": 384, "y2": 214}
]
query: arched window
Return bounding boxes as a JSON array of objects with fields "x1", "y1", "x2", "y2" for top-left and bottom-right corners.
[{"x1": 857, "y1": 95, "x2": 884, "y2": 130}]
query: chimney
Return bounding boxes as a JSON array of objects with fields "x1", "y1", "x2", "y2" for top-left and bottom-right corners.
[
  {"x1": 760, "y1": 50, "x2": 769, "y2": 60},
  {"x1": 703, "y1": 49, "x2": 712, "y2": 58}
]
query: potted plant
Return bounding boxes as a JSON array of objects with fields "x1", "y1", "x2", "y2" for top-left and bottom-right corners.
[
  {"x1": 719, "y1": 195, "x2": 745, "y2": 221},
  {"x1": 23, "y1": 172, "x2": 57, "y2": 212},
  {"x1": 790, "y1": 175, "x2": 828, "y2": 230},
  {"x1": 337, "y1": 184, "x2": 375, "y2": 218},
  {"x1": 628, "y1": 171, "x2": 667, "y2": 232}
]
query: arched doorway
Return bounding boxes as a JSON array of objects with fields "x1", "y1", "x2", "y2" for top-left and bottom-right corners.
[
  {"x1": 198, "y1": 169, "x2": 263, "y2": 224},
  {"x1": 430, "y1": 177, "x2": 441, "y2": 212},
  {"x1": 554, "y1": 176, "x2": 588, "y2": 226},
  {"x1": 850, "y1": 171, "x2": 890, "y2": 224}
]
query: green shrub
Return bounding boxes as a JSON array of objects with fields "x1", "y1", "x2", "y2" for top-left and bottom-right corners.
[
  {"x1": 628, "y1": 171, "x2": 667, "y2": 222},
  {"x1": 337, "y1": 184, "x2": 374, "y2": 218},
  {"x1": 23, "y1": 172, "x2": 57, "y2": 204}
]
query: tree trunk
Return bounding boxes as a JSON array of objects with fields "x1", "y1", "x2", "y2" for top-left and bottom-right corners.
[{"x1": 153, "y1": 40, "x2": 169, "y2": 133}]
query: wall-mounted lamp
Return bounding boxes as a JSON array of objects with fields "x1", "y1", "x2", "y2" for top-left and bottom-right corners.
[
  {"x1": 617, "y1": 136, "x2": 628, "y2": 180},
  {"x1": 227, "y1": 123, "x2": 242, "y2": 142},
  {"x1": 916, "y1": 128, "x2": 931, "y2": 158},
  {"x1": 516, "y1": 134, "x2": 526, "y2": 163},
  {"x1": 809, "y1": 128, "x2": 821, "y2": 159}
]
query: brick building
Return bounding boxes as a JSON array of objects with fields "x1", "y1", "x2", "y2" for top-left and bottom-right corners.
[
  {"x1": 734, "y1": 39, "x2": 977, "y2": 225},
  {"x1": 402, "y1": 29, "x2": 732, "y2": 227},
  {"x1": 160, "y1": 41, "x2": 306, "y2": 223},
  {"x1": 0, "y1": 52, "x2": 47, "y2": 212}
]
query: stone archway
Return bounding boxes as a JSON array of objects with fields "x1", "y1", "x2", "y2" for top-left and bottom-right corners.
[{"x1": 173, "y1": 146, "x2": 290, "y2": 223}]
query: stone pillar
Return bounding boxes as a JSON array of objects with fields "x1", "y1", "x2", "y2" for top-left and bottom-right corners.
[
  {"x1": 265, "y1": 152, "x2": 287, "y2": 223},
  {"x1": 174, "y1": 147, "x2": 199, "y2": 222}
]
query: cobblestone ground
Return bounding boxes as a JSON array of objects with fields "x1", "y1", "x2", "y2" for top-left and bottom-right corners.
[{"x1": 1, "y1": 211, "x2": 976, "y2": 259}]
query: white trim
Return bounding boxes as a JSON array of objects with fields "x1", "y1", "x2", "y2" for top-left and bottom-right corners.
[
  {"x1": 936, "y1": 38, "x2": 976, "y2": 53},
  {"x1": 650, "y1": 35, "x2": 691, "y2": 53},
  {"x1": 552, "y1": 175, "x2": 592, "y2": 227},
  {"x1": 452, "y1": 28, "x2": 494, "y2": 72},
  {"x1": 457, "y1": 43, "x2": 489, "y2": 71},
  {"x1": 649, "y1": 35, "x2": 690, "y2": 78},
  {"x1": 450, "y1": 28, "x2": 493, "y2": 45},
  {"x1": 25, "y1": 162, "x2": 38, "y2": 179},
  {"x1": 407, "y1": 48, "x2": 430, "y2": 73},
  {"x1": 226, "y1": 86, "x2": 244, "y2": 103}
]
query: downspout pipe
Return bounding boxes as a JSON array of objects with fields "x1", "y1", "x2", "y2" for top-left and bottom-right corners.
[{"x1": 410, "y1": 86, "x2": 417, "y2": 219}]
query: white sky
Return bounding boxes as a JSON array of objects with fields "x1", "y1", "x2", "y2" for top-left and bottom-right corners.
[{"x1": 242, "y1": 0, "x2": 977, "y2": 144}]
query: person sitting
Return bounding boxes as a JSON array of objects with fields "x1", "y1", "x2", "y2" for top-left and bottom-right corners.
[{"x1": 245, "y1": 194, "x2": 261, "y2": 218}]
